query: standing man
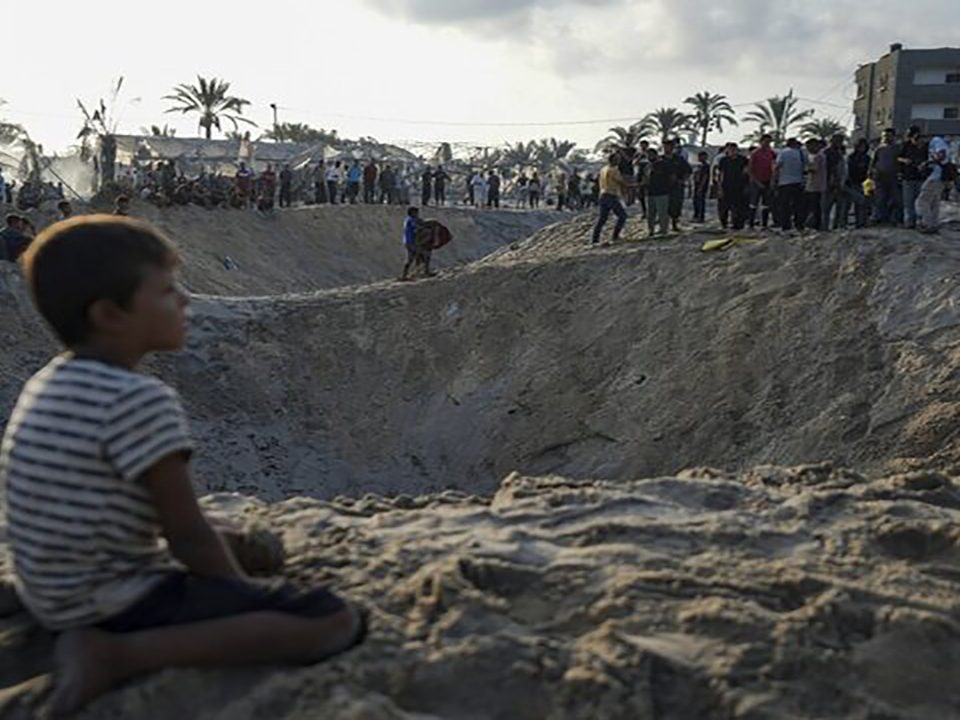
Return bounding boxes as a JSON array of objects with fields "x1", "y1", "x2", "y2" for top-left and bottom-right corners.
[
  {"x1": 556, "y1": 173, "x2": 568, "y2": 211},
  {"x1": 235, "y1": 162, "x2": 253, "y2": 209},
  {"x1": 803, "y1": 139, "x2": 826, "y2": 230},
  {"x1": 870, "y1": 128, "x2": 900, "y2": 225},
  {"x1": 313, "y1": 160, "x2": 327, "y2": 204},
  {"x1": 346, "y1": 160, "x2": 362, "y2": 204},
  {"x1": 433, "y1": 165, "x2": 450, "y2": 206},
  {"x1": 279, "y1": 164, "x2": 294, "y2": 208},
  {"x1": 691, "y1": 151, "x2": 711, "y2": 223},
  {"x1": 897, "y1": 127, "x2": 927, "y2": 229},
  {"x1": 326, "y1": 160, "x2": 342, "y2": 205},
  {"x1": 471, "y1": 171, "x2": 487, "y2": 209},
  {"x1": 822, "y1": 135, "x2": 848, "y2": 230},
  {"x1": 379, "y1": 164, "x2": 394, "y2": 204},
  {"x1": 591, "y1": 152, "x2": 629, "y2": 245},
  {"x1": 421, "y1": 166, "x2": 434, "y2": 207},
  {"x1": 846, "y1": 139, "x2": 872, "y2": 228},
  {"x1": 0, "y1": 214, "x2": 30, "y2": 262},
  {"x1": 487, "y1": 170, "x2": 501, "y2": 209},
  {"x1": 529, "y1": 172, "x2": 542, "y2": 208},
  {"x1": 716, "y1": 143, "x2": 749, "y2": 230},
  {"x1": 917, "y1": 134, "x2": 950, "y2": 233},
  {"x1": 515, "y1": 172, "x2": 528, "y2": 208},
  {"x1": 363, "y1": 159, "x2": 378, "y2": 204},
  {"x1": 663, "y1": 139, "x2": 691, "y2": 232},
  {"x1": 774, "y1": 138, "x2": 806, "y2": 231},
  {"x1": 645, "y1": 148, "x2": 671, "y2": 236},
  {"x1": 748, "y1": 134, "x2": 777, "y2": 228},
  {"x1": 635, "y1": 140, "x2": 650, "y2": 219}
]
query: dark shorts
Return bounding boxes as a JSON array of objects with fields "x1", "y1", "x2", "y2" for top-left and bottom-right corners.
[{"x1": 99, "y1": 573, "x2": 346, "y2": 634}]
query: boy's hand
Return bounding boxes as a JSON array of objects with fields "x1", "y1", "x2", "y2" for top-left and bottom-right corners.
[{"x1": 142, "y1": 453, "x2": 245, "y2": 579}]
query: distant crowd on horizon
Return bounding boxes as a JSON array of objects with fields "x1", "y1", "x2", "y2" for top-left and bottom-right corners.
[{"x1": 101, "y1": 157, "x2": 607, "y2": 213}]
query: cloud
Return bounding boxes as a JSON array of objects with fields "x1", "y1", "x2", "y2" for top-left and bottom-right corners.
[
  {"x1": 362, "y1": 0, "x2": 621, "y2": 35},
  {"x1": 364, "y1": 0, "x2": 960, "y2": 84}
]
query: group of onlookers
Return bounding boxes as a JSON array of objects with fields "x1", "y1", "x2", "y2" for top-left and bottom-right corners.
[
  {"x1": 592, "y1": 127, "x2": 957, "y2": 244},
  {"x1": 695, "y1": 126, "x2": 956, "y2": 234},
  {"x1": 0, "y1": 171, "x2": 66, "y2": 212}
]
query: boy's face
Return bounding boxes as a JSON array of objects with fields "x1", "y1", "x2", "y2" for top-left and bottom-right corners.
[{"x1": 124, "y1": 265, "x2": 190, "y2": 352}]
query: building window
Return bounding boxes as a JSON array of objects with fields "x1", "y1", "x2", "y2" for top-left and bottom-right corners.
[
  {"x1": 945, "y1": 107, "x2": 960, "y2": 120},
  {"x1": 947, "y1": 73, "x2": 960, "y2": 84}
]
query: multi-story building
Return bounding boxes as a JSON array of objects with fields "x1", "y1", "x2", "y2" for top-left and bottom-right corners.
[{"x1": 853, "y1": 44, "x2": 960, "y2": 143}]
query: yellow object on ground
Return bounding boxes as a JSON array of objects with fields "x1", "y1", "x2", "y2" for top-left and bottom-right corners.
[{"x1": 701, "y1": 237, "x2": 758, "y2": 252}]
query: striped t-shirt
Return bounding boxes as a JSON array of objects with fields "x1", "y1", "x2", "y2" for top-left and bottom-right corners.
[{"x1": 1, "y1": 355, "x2": 193, "y2": 630}]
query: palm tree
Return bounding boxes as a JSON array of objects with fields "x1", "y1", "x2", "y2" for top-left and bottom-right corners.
[
  {"x1": 684, "y1": 91, "x2": 738, "y2": 148},
  {"x1": 261, "y1": 122, "x2": 337, "y2": 144},
  {"x1": 226, "y1": 130, "x2": 253, "y2": 142},
  {"x1": 640, "y1": 108, "x2": 695, "y2": 145},
  {"x1": 800, "y1": 117, "x2": 848, "y2": 141},
  {"x1": 500, "y1": 141, "x2": 537, "y2": 169},
  {"x1": 140, "y1": 124, "x2": 177, "y2": 137},
  {"x1": 164, "y1": 76, "x2": 256, "y2": 140},
  {"x1": 594, "y1": 122, "x2": 649, "y2": 154},
  {"x1": 535, "y1": 138, "x2": 577, "y2": 165},
  {"x1": 77, "y1": 76, "x2": 127, "y2": 186},
  {"x1": 743, "y1": 90, "x2": 814, "y2": 145}
]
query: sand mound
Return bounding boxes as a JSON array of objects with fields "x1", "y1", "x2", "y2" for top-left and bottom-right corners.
[
  {"x1": 124, "y1": 202, "x2": 561, "y2": 296},
  {"x1": 3, "y1": 465, "x2": 960, "y2": 719},
  {"x1": 3, "y1": 220, "x2": 960, "y2": 500}
]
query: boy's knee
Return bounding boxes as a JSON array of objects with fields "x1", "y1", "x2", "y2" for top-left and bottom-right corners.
[{"x1": 308, "y1": 602, "x2": 364, "y2": 660}]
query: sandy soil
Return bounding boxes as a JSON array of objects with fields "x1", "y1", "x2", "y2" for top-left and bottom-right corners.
[
  {"x1": 3, "y1": 466, "x2": 960, "y2": 719},
  {"x1": 6, "y1": 215, "x2": 956, "y2": 500},
  {"x1": 2, "y1": 205, "x2": 960, "y2": 718}
]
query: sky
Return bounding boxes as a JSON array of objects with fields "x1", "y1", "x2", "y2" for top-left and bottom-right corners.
[{"x1": 1, "y1": 0, "x2": 956, "y2": 156}]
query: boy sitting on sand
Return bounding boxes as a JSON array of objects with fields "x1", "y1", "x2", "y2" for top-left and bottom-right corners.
[{"x1": 1, "y1": 215, "x2": 364, "y2": 716}]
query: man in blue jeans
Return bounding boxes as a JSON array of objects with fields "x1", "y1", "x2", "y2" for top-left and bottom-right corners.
[
  {"x1": 591, "y1": 152, "x2": 629, "y2": 245},
  {"x1": 897, "y1": 126, "x2": 927, "y2": 228}
]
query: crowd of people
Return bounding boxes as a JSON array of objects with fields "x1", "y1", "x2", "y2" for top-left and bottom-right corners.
[
  {"x1": 592, "y1": 126, "x2": 958, "y2": 244},
  {"x1": 0, "y1": 169, "x2": 66, "y2": 212},
  {"x1": 111, "y1": 157, "x2": 608, "y2": 213}
]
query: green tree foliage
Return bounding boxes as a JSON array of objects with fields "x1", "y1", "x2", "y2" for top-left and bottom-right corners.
[
  {"x1": 684, "y1": 91, "x2": 738, "y2": 147},
  {"x1": 743, "y1": 90, "x2": 815, "y2": 145},
  {"x1": 594, "y1": 123, "x2": 649, "y2": 154},
  {"x1": 640, "y1": 108, "x2": 695, "y2": 145},
  {"x1": 164, "y1": 76, "x2": 256, "y2": 140},
  {"x1": 800, "y1": 117, "x2": 849, "y2": 141},
  {"x1": 262, "y1": 122, "x2": 338, "y2": 144}
]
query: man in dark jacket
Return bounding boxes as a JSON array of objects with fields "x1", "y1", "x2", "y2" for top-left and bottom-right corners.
[
  {"x1": 663, "y1": 139, "x2": 691, "y2": 231},
  {"x1": 846, "y1": 139, "x2": 872, "y2": 228},
  {"x1": 0, "y1": 214, "x2": 30, "y2": 262}
]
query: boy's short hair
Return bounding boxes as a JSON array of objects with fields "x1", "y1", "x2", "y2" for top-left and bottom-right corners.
[
  {"x1": 22, "y1": 215, "x2": 180, "y2": 346},
  {"x1": 407, "y1": 206, "x2": 419, "y2": 217},
  {"x1": 5, "y1": 213, "x2": 21, "y2": 226}
]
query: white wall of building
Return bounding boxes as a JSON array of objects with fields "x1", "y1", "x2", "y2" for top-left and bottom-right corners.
[
  {"x1": 911, "y1": 103, "x2": 959, "y2": 120},
  {"x1": 914, "y1": 68, "x2": 960, "y2": 85}
]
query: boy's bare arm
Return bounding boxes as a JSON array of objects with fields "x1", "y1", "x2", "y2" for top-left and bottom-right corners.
[{"x1": 142, "y1": 453, "x2": 245, "y2": 579}]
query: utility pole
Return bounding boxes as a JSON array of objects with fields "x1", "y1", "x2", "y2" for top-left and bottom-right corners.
[{"x1": 270, "y1": 103, "x2": 279, "y2": 139}]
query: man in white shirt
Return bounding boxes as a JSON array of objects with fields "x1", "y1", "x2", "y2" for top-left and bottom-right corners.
[
  {"x1": 325, "y1": 161, "x2": 342, "y2": 205},
  {"x1": 917, "y1": 135, "x2": 950, "y2": 233}
]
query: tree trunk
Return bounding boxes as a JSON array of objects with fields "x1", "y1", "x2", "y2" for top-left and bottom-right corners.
[{"x1": 99, "y1": 134, "x2": 117, "y2": 186}]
